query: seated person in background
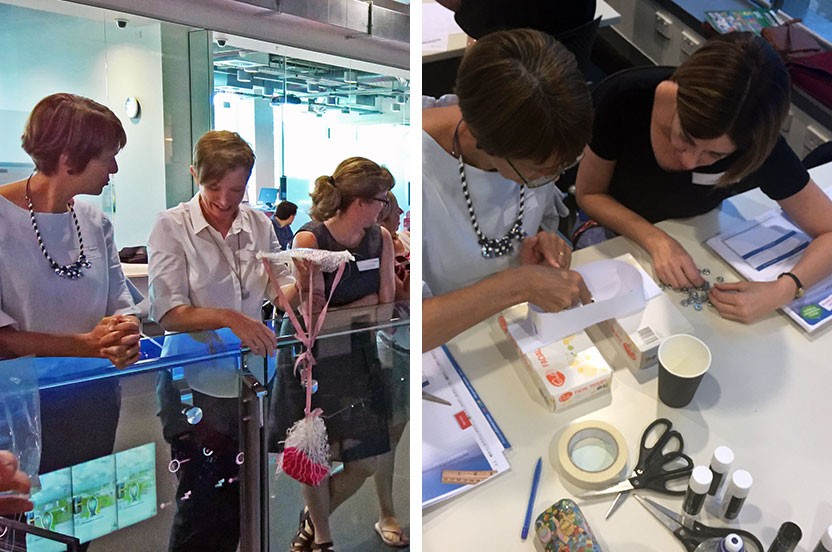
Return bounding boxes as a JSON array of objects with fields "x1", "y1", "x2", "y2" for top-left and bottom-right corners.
[
  {"x1": 272, "y1": 200, "x2": 297, "y2": 251},
  {"x1": 422, "y1": 29, "x2": 592, "y2": 352},
  {"x1": 574, "y1": 31, "x2": 832, "y2": 324},
  {"x1": 435, "y1": 0, "x2": 595, "y2": 39}
]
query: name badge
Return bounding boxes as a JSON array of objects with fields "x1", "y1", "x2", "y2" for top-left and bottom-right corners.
[
  {"x1": 356, "y1": 257, "x2": 380, "y2": 271},
  {"x1": 691, "y1": 171, "x2": 725, "y2": 186}
]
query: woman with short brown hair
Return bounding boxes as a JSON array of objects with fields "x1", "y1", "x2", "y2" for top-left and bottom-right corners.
[
  {"x1": 0, "y1": 93, "x2": 140, "y2": 527},
  {"x1": 575, "y1": 32, "x2": 832, "y2": 323},
  {"x1": 422, "y1": 28, "x2": 593, "y2": 351}
]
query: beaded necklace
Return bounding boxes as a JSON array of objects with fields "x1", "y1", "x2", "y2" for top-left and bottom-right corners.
[
  {"x1": 25, "y1": 174, "x2": 91, "y2": 279},
  {"x1": 451, "y1": 119, "x2": 526, "y2": 259}
]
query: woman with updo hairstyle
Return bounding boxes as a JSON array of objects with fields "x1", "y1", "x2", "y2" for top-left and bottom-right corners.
[{"x1": 268, "y1": 157, "x2": 396, "y2": 552}]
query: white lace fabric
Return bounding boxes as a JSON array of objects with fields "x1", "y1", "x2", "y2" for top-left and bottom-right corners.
[{"x1": 257, "y1": 248, "x2": 354, "y2": 272}]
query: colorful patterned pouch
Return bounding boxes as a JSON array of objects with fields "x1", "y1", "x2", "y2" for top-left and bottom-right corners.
[{"x1": 534, "y1": 499, "x2": 602, "y2": 552}]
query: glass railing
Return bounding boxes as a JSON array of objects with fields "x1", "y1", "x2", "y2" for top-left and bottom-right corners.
[{"x1": 0, "y1": 302, "x2": 409, "y2": 552}]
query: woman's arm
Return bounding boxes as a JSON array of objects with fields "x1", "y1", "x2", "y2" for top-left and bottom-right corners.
[
  {"x1": 575, "y1": 146, "x2": 704, "y2": 288},
  {"x1": 158, "y1": 305, "x2": 276, "y2": 358},
  {"x1": 709, "y1": 180, "x2": 832, "y2": 323},
  {"x1": 423, "y1": 264, "x2": 591, "y2": 351},
  {"x1": 0, "y1": 315, "x2": 140, "y2": 368},
  {"x1": 378, "y1": 226, "x2": 396, "y2": 304}
]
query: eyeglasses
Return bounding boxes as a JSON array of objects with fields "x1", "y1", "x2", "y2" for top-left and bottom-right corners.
[
  {"x1": 506, "y1": 151, "x2": 586, "y2": 189},
  {"x1": 370, "y1": 196, "x2": 390, "y2": 206}
]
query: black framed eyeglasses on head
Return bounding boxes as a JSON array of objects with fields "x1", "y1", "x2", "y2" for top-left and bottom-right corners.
[{"x1": 506, "y1": 151, "x2": 586, "y2": 189}]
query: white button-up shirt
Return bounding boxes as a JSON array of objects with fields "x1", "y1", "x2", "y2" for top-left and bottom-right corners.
[
  {"x1": 148, "y1": 194, "x2": 295, "y2": 397},
  {"x1": 148, "y1": 193, "x2": 294, "y2": 323}
]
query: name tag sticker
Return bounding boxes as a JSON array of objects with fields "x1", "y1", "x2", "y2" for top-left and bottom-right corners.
[
  {"x1": 691, "y1": 172, "x2": 725, "y2": 186},
  {"x1": 356, "y1": 257, "x2": 380, "y2": 271}
]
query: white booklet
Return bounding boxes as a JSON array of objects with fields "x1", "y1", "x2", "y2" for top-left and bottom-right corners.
[
  {"x1": 422, "y1": 346, "x2": 510, "y2": 508},
  {"x1": 706, "y1": 188, "x2": 832, "y2": 335}
]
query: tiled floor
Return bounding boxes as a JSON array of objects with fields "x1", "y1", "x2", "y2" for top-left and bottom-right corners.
[{"x1": 268, "y1": 427, "x2": 410, "y2": 552}]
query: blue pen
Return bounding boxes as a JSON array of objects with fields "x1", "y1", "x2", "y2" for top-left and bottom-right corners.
[{"x1": 521, "y1": 457, "x2": 543, "y2": 540}]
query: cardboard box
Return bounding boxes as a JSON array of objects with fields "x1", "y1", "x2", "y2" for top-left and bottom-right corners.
[
  {"x1": 499, "y1": 313, "x2": 612, "y2": 412},
  {"x1": 586, "y1": 287, "x2": 693, "y2": 372}
]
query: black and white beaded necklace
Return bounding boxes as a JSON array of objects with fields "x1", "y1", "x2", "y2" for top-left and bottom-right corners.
[
  {"x1": 451, "y1": 119, "x2": 526, "y2": 259},
  {"x1": 25, "y1": 173, "x2": 91, "y2": 279}
]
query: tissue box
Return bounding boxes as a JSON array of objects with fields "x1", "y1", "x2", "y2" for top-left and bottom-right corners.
[
  {"x1": 587, "y1": 291, "x2": 693, "y2": 372},
  {"x1": 499, "y1": 314, "x2": 612, "y2": 412}
]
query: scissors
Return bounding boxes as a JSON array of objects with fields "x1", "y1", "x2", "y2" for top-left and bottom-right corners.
[
  {"x1": 578, "y1": 418, "x2": 694, "y2": 518},
  {"x1": 634, "y1": 494, "x2": 764, "y2": 552}
]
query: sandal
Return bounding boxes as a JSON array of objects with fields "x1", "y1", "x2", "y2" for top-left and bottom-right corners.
[
  {"x1": 311, "y1": 542, "x2": 334, "y2": 552},
  {"x1": 289, "y1": 507, "x2": 315, "y2": 552},
  {"x1": 374, "y1": 520, "x2": 410, "y2": 548}
]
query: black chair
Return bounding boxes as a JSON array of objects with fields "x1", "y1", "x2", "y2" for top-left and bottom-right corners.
[
  {"x1": 802, "y1": 141, "x2": 832, "y2": 169},
  {"x1": 554, "y1": 16, "x2": 602, "y2": 81}
]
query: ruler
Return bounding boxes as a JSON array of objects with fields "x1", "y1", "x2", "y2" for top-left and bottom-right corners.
[{"x1": 441, "y1": 469, "x2": 497, "y2": 485}]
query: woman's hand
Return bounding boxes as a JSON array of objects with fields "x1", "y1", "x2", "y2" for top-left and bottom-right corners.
[
  {"x1": 88, "y1": 315, "x2": 141, "y2": 369},
  {"x1": 646, "y1": 231, "x2": 705, "y2": 289},
  {"x1": 520, "y1": 264, "x2": 592, "y2": 311},
  {"x1": 708, "y1": 278, "x2": 795, "y2": 324},
  {"x1": 0, "y1": 450, "x2": 32, "y2": 514},
  {"x1": 520, "y1": 231, "x2": 572, "y2": 269},
  {"x1": 226, "y1": 311, "x2": 277, "y2": 358},
  {"x1": 394, "y1": 263, "x2": 410, "y2": 301}
]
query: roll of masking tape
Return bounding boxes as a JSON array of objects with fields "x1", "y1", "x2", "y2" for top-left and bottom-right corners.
[{"x1": 557, "y1": 420, "x2": 629, "y2": 489}]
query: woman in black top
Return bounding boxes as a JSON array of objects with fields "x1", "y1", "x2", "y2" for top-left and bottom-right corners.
[
  {"x1": 575, "y1": 32, "x2": 832, "y2": 323},
  {"x1": 269, "y1": 157, "x2": 395, "y2": 552}
]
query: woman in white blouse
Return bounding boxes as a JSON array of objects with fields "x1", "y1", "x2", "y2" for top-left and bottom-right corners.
[
  {"x1": 0, "y1": 94, "x2": 140, "y2": 522},
  {"x1": 148, "y1": 130, "x2": 297, "y2": 552}
]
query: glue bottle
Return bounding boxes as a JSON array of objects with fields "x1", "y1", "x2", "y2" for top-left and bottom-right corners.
[
  {"x1": 717, "y1": 534, "x2": 746, "y2": 552},
  {"x1": 708, "y1": 445, "x2": 734, "y2": 496},
  {"x1": 814, "y1": 524, "x2": 832, "y2": 552},
  {"x1": 767, "y1": 521, "x2": 802, "y2": 552},
  {"x1": 683, "y1": 466, "x2": 712, "y2": 517},
  {"x1": 721, "y1": 469, "x2": 752, "y2": 520}
]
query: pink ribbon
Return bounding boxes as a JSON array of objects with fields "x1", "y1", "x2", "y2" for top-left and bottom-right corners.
[{"x1": 262, "y1": 258, "x2": 347, "y2": 415}]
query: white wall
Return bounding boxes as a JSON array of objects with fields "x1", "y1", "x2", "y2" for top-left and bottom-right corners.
[
  {"x1": 102, "y1": 23, "x2": 167, "y2": 248},
  {"x1": 0, "y1": 3, "x2": 167, "y2": 249}
]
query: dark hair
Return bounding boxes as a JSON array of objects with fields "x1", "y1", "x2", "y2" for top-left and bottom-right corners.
[
  {"x1": 455, "y1": 28, "x2": 592, "y2": 165},
  {"x1": 21, "y1": 93, "x2": 127, "y2": 176},
  {"x1": 670, "y1": 32, "x2": 789, "y2": 184},
  {"x1": 274, "y1": 201, "x2": 298, "y2": 220},
  {"x1": 309, "y1": 157, "x2": 394, "y2": 222},
  {"x1": 192, "y1": 130, "x2": 255, "y2": 185}
]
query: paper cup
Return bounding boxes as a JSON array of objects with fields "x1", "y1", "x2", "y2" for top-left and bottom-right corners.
[{"x1": 657, "y1": 334, "x2": 711, "y2": 408}]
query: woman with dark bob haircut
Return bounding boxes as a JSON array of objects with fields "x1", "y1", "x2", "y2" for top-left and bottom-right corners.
[
  {"x1": 0, "y1": 93, "x2": 141, "y2": 519},
  {"x1": 575, "y1": 32, "x2": 832, "y2": 323},
  {"x1": 422, "y1": 28, "x2": 593, "y2": 351}
]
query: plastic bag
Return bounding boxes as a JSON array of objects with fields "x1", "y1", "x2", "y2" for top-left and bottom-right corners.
[{"x1": 0, "y1": 357, "x2": 42, "y2": 493}]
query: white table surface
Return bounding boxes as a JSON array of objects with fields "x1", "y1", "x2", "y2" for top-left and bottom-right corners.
[
  {"x1": 422, "y1": 0, "x2": 622, "y2": 62},
  {"x1": 422, "y1": 163, "x2": 832, "y2": 551}
]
